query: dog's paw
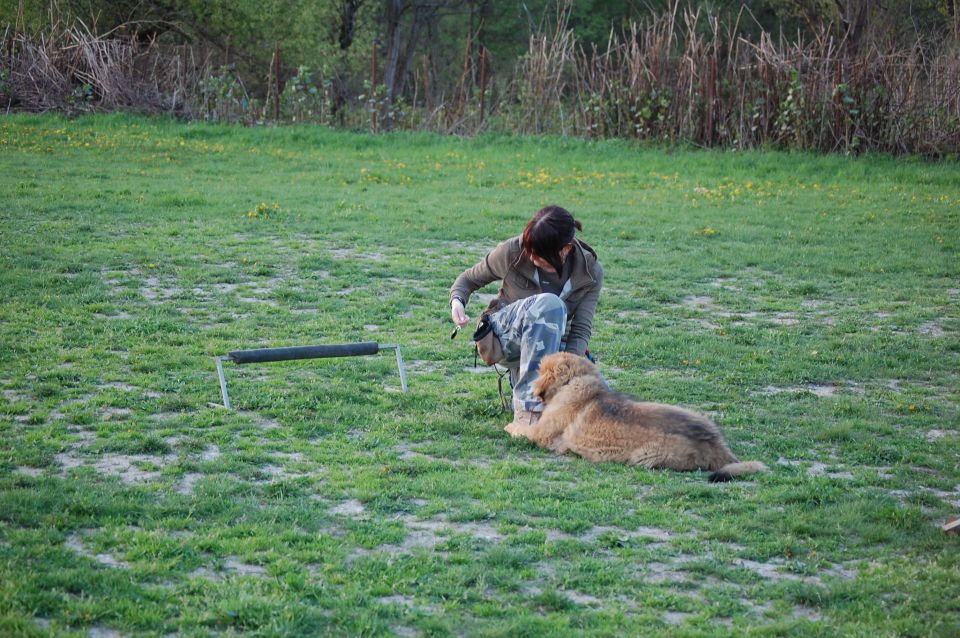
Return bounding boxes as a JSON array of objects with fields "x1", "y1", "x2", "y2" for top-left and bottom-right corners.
[{"x1": 504, "y1": 422, "x2": 525, "y2": 438}]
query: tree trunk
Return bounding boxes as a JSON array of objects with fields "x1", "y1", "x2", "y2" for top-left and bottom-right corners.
[
  {"x1": 834, "y1": 0, "x2": 871, "y2": 51},
  {"x1": 396, "y1": 6, "x2": 427, "y2": 100},
  {"x1": 384, "y1": 0, "x2": 405, "y2": 107},
  {"x1": 339, "y1": 0, "x2": 364, "y2": 50}
]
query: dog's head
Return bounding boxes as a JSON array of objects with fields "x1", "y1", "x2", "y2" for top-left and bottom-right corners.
[{"x1": 534, "y1": 352, "x2": 600, "y2": 403}]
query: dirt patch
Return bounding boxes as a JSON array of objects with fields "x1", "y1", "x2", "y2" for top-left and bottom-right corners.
[
  {"x1": 663, "y1": 610, "x2": 695, "y2": 625},
  {"x1": 188, "y1": 567, "x2": 222, "y2": 581},
  {"x1": 919, "y1": 321, "x2": 945, "y2": 337},
  {"x1": 97, "y1": 382, "x2": 136, "y2": 392},
  {"x1": 398, "y1": 514, "x2": 503, "y2": 544},
  {"x1": 150, "y1": 411, "x2": 182, "y2": 423},
  {"x1": 734, "y1": 558, "x2": 800, "y2": 580},
  {"x1": 694, "y1": 319, "x2": 723, "y2": 331},
  {"x1": 580, "y1": 525, "x2": 677, "y2": 544},
  {"x1": 330, "y1": 499, "x2": 367, "y2": 516},
  {"x1": 892, "y1": 485, "x2": 960, "y2": 509},
  {"x1": 392, "y1": 444, "x2": 493, "y2": 470},
  {"x1": 770, "y1": 312, "x2": 799, "y2": 326},
  {"x1": 94, "y1": 453, "x2": 176, "y2": 484},
  {"x1": 615, "y1": 310, "x2": 653, "y2": 321},
  {"x1": 377, "y1": 595, "x2": 417, "y2": 606},
  {"x1": 238, "y1": 411, "x2": 282, "y2": 431},
  {"x1": 734, "y1": 557, "x2": 856, "y2": 585},
  {"x1": 4, "y1": 388, "x2": 32, "y2": 403},
  {"x1": 377, "y1": 595, "x2": 441, "y2": 617},
  {"x1": 54, "y1": 452, "x2": 86, "y2": 471},
  {"x1": 238, "y1": 296, "x2": 279, "y2": 307},
  {"x1": 56, "y1": 443, "x2": 176, "y2": 484},
  {"x1": 141, "y1": 276, "x2": 182, "y2": 301},
  {"x1": 754, "y1": 384, "x2": 838, "y2": 397},
  {"x1": 176, "y1": 473, "x2": 203, "y2": 495},
  {"x1": 347, "y1": 513, "x2": 507, "y2": 563},
  {"x1": 777, "y1": 457, "x2": 854, "y2": 479},
  {"x1": 224, "y1": 558, "x2": 268, "y2": 576},
  {"x1": 805, "y1": 462, "x2": 854, "y2": 479},
  {"x1": 707, "y1": 277, "x2": 741, "y2": 291},
  {"x1": 66, "y1": 534, "x2": 130, "y2": 569},
  {"x1": 255, "y1": 464, "x2": 302, "y2": 482},
  {"x1": 643, "y1": 549, "x2": 856, "y2": 589},
  {"x1": 98, "y1": 382, "x2": 162, "y2": 399},
  {"x1": 560, "y1": 589, "x2": 603, "y2": 606},
  {"x1": 405, "y1": 360, "x2": 444, "y2": 374},
  {"x1": 93, "y1": 310, "x2": 133, "y2": 321},
  {"x1": 644, "y1": 562, "x2": 694, "y2": 584},
  {"x1": 101, "y1": 407, "x2": 132, "y2": 420},
  {"x1": 447, "y1": 520, "x2": 503, "y2": 542},
  {"x1": 682, "y1": 295, "x2": 716, "y2": 310},
  {"x1": 398, "y1": 523, "x2": 448, "y2": 550}
]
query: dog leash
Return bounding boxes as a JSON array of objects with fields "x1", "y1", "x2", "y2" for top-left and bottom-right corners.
[
  {"x1": 453, "y1": 322, "x2": 511, "y2": 412},
  {"x1": 494, "y1": 364, "x2": 510, "y2": 411}
]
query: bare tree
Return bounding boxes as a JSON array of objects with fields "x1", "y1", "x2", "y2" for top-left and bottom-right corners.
[
  {"x1": 340, "y1": 0, "x2": 365, "y2": 50},
  {"x1": 381, "y1": 0, "x2": 466, "y2": 112}
]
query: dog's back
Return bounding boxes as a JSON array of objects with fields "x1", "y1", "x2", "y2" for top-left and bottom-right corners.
[
  {"x1": 570, "y1": 384, "x2": 739, "y2": 471},
  {"x1": 533, "y1": 354, "x2": 765, "y2": 480}
]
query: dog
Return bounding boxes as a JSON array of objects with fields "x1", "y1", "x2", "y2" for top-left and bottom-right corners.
[{"x1": 504, "y1": 352, "x2": 767, "y2": 482}]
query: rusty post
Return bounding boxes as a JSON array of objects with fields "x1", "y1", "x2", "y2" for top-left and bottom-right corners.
[
  {"x1": 479, "y1": 46, "x2": 488, "y2": 124},
  {"x1": 273, "y1": 43, "x2": 281, "y2": 120},
  {"x1": 458, "y1": 33, "x2": 472, "y2": 116},
  {"x1": 834, "y1": 57, "x2": 843, "y2": 143},
  {"x1": 706, "y1": 55, "x2": 717, "y2": 146},
  {"x1": 371, "y1": 40, "x2": 378, "y2": 131}
]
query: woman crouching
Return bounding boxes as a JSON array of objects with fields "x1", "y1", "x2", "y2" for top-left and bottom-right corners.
[{"x1": 449, "y1": 205, "x2": 603, "y2": 430}]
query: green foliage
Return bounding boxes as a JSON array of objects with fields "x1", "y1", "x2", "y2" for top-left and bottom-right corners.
[{"x1": 3, "y1": 1, "x2": 959, "y2": 155}]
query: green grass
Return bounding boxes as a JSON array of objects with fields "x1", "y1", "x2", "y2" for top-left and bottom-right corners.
[{"x1": 1, "y1": 113, "x2": 958, "y2": 637}]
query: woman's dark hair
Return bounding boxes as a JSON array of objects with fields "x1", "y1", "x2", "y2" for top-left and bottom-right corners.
[{"x1": 522, "y1": 205, "x2": 583, "y2": 274}]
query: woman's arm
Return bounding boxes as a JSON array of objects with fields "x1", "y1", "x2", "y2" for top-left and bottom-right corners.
[
  {"x1": 564, "y1": 262, "x2": 603, "y2": 356},
  {"x1": 449, "y1": 240, "x2": 512, "y2": 309}
]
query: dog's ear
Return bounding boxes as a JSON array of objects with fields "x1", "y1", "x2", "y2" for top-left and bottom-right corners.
[
  {"x1": 553, "y1": 360, "x2": 571, "y2": 382},
  {"x1": 574, "y1": 357, "x2": 596, "y2": 377}
]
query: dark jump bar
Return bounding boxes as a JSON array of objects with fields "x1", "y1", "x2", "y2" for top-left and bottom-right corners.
[
  {"x1": 228, "y1": 342, "x2": 380, "y2": 364},
  {"x1": 215, "y1": 342, "x2": 407, "y2": 408}
]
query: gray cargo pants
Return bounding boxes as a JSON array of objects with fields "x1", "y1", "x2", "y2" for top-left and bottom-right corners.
[{"x1": 488, "y1": 293, "x2": 567, "y2": 413}]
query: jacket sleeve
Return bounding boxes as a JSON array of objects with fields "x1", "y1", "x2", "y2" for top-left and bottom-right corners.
[
  {"x1": 449, "y1": 240, "x2": 511, "y2": 307},
  {"x1": 564, "y1": 261, "x2": 603, "y2": 356}
]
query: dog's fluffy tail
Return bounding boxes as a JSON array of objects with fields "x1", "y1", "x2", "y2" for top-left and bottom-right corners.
[{"x1": 708, "y1": 461, "x2": 767, "y2": 482}]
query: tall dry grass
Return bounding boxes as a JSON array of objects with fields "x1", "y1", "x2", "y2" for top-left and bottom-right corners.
[
  {"x1": 2, "y1": 4, "x2": 958, "y2": 155},
  {"x1": 508, "y1": 5, "x2": 960, "y2": 155},
  {"x1": 1, "y1": 19, "x2": 231, "y2": 118}
]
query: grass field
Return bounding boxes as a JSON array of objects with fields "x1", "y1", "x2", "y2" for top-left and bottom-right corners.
[{"x1": 1, "y1": 114, "x2": 958, "y2": 637}]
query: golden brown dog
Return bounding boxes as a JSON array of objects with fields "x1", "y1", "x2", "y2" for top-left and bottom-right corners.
[{"x1": 505, "y1": 352, "x2": 766, "y2": 481}]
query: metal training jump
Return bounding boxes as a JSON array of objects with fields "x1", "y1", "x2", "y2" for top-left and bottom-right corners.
[{"x1": 215, "y1": 342, "x2": 407, "y2": 409}]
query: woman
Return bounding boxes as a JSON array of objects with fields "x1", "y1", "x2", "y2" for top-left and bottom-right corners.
[{"x1": 449, "y1": 205, "x2": 603, "y2": 430}]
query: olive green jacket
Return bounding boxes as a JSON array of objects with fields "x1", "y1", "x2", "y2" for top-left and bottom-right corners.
[{"x1": 449, "y1": 237, "x2": 603, "y2": 356}]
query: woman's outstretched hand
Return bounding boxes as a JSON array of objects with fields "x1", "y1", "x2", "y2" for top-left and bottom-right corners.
[{"x1": 451, "y1": 298, "x2": 470, "y2": 328}]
